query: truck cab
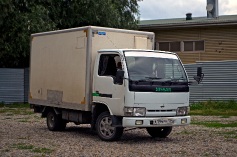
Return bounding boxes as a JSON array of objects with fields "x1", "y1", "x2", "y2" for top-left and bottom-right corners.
[{"x1": 92, "y1": 49, "x2": 193, "y2": 141}]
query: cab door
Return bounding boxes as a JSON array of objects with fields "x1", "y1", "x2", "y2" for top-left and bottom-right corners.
[{"x1": 93, "y1": 53, "x2": 125, "y2": 115}]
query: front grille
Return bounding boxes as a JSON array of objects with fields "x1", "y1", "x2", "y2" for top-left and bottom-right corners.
[{"x1": 147, "y1": 109, "x2": 176, "y2": 112}]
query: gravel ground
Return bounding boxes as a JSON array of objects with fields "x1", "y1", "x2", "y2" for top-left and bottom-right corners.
[{"x1": 0, "y1": 109, "x2": 237, "y2": 157}]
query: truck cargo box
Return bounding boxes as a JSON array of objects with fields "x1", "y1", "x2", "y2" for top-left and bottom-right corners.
[{"x1": 29, "y1": 26, "x2": 154, "y2": 111}]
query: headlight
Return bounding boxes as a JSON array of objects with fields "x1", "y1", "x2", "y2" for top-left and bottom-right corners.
[
  {"x1": 176, "y1": 106, "x2": 189, "y2": 116},
  {"x1": 134, "y1": 108, "x2": 146, "y2": 116},
  {"x1": 124, "y1": 107, "x2": 146, "y2": 116}
]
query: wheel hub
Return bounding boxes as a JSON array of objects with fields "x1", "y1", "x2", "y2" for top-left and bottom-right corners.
[
  {"x1": 100, "y1": 117, "x2": 115, "y2": 137},
  {"x1": 104, "y1": 124, "x2": 110, "y2": 131}
]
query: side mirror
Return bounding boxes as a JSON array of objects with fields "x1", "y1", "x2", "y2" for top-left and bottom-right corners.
[
  {"x1": 197, "y1": 67, "x2": 202, "y2": 77},
  {"x1": 114, "y1": 70, "x2": 124, "y2": 85},
  {"x1": 193, "y1": 67, "x2": 204, "y2": 84}
]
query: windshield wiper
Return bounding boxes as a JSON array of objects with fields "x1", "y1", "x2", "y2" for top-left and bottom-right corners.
[
  {"x1": 170, "y1": 77, "x2": 186, "y2": 82},
  {"x1": 130, "y1": 77, "x2": 162, "y2": 82},
  {"x1": 145, "y1": 77, "x2": 163, "y2": 80},
  {"x1": 125, "y1": 78, "x2": 148, "y2": 83},
  {"x1": 137, "y1": 79, "x2": 151, "y2": 82},
  {"x1": 135, "y1": 77, "x2": 163, "y2": 84}
]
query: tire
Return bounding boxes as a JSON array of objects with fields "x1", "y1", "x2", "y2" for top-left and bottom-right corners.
[
  {"x1": 96, "y1": 111, "x2": 123, "y2": 141},
  {"x1": 146, "y1": 127, "x2": 172, "y2": 138},
  {"x1": 46, "y1": 111, "x2": 65, "y2": 131}
]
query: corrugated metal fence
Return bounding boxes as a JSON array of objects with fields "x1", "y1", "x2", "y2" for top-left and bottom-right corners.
[
  {"x1": 185, "y1": 60, "x2": 237, "y2": 102},
  {"x1": 0, "y1": 61, "x2": 237, "y2": 104},
  {"x1": 0, "y1": 68, "x2": 29, "y2": 104}
]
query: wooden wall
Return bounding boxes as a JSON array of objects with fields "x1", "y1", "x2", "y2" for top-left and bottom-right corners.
[{"x1": 148, "y1": 26, "x2": 237, "y2": 64}]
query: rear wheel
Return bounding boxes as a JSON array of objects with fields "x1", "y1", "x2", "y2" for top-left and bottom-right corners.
[
  {"x1": 47, "y1": 111, "x2": 66, "y2": 131},
  {"x1": 96, "y1": 111, "x2": 123, "y2": 141},
  {"x1": 146, "y1": 127, "x2": 172, "y2": 138}
]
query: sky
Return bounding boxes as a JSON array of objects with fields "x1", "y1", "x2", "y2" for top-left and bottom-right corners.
[{"x1": 138, "y1": 0, "x2": 237, "y2": 20}]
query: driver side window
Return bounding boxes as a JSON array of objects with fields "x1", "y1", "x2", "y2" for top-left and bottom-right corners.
[{"x1": 98, "y1": 54, "x2": 121, "y2": 77}]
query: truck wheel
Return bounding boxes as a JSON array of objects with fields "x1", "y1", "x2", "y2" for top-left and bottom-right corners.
[
  {"x1": 146, "y1": 127, "x2": 172, "y2": 138},
  {"x1": 96, "y1": 111, "x2": 123, "y2": 141},
  {"x1": 47, "y1": 111, "x2": 62, "y2": 131}
]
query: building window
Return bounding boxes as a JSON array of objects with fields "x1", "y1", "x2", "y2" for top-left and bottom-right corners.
[
  {"x1": 170, "y1": 42, "x2": 181, "y2": 52},
  {"x1": 183, "y1": 41, "x2": 193, "y2": 51},
  {"x1": 157, "y1": 40, "x2": 204, "y2": 52},
  {"x1": 183, "y1": 40, "x2": 204, "y2": 52},
  {"x1": 195, "y1": 40, "x2": 205, "y2": 51},
  {"x1": 158, "y1": 42, "x2": 169, "y2": 51},
  {"x1": 157, "y1": 42, "x2": 181, "y2": 52}
]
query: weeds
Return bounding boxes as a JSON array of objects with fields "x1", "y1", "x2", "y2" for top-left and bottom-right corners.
[
  {"x1": 220, "y1": 115, "x2": 231, "y2": 118},
  {"x1": 0, "y1": 103, "x2": 29, "y2": 108},
  {"x1": 191, "y1": 121, "x2": 237, "y2": 128},
  {"x1": 0, "y1": 103, "x2": 32, "y2": 115},
  {"x1": 190, "y1": 100, "x2": 237, "y2": 116},
  {"x1": 0, "y1": 102, "x2": 4, "y2": 108},
  {"x1": 218, "y1": 131, "x2": 237, "y2": 139},
  {"x1": 18, "y1": 119, "x2": 29, "y2": 122},
  {"x1": 32, "y1": 147, "x2": 54, "y2": 154},
  {"x1": 12, "y1": 143, "x2": 34, "y2": 150},
  {"x1": 12, "y1": 143, "x2": 54, "y2": 154}
]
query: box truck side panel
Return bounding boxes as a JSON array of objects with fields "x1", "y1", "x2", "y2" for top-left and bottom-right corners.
[
  {"x1": 92, "y1": 30, "x2": 153, "y2": 51},
  {"x1": 30, "y1": 30, "x2": 87, "y2": 110}
]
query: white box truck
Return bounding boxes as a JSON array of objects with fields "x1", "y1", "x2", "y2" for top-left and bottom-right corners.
[{"x1": 29, "y1": 26, "x2": 203, "y2": 141}]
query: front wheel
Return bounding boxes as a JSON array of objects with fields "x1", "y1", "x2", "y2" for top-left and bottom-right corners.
[
  {"x1": 96, "y1": 111, "x2": 123, "y2": 141},
  {"x1": 146, "y1": 127, "x2": 172, "y2": 138}
]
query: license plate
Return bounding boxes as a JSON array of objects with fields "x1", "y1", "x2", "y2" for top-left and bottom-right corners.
[{"x1": 151, "y1": 118, "x2": 174, "y2": 125}]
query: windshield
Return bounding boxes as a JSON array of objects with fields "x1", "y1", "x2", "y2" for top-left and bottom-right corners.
[{"x1": 124, "y1": 51, "x2": 188, "y2": 82}]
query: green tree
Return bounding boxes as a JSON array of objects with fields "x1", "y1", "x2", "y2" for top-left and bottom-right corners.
[
  {"x1": 0, "y1": 0, "x2": 141, "y2": 68},
  {"x1": 43, "y1": 0, "x2": 141, "y2": 29},
  {"x1": 0, "y1": 0, "x2": 56, "y2": 68}
]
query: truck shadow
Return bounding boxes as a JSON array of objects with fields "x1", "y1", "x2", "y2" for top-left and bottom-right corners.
[
  {"x1": 62, "y1": 126, "x2": 174, "y2": 143},
  {"x1": 63, "y1": 125, "x2": 97, "y2": 137},
  {"x1": 120, "y1": 130, "x2": 174, "y2": 143}
]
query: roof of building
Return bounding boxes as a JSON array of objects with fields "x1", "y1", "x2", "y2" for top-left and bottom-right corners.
[{"x1": 139, "y1": 15, "x2": 237, "y2": 29}]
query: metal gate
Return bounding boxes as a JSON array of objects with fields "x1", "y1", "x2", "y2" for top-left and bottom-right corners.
[
  {"x1": 0, "y1": 68, "x2": 29, "y2": 104},
  {"x1": 185, "y1": 60, "x2": 237, "y2": 102},
  {"x1": 1, "y1": 61, "x2": 237, "y2": 104}
]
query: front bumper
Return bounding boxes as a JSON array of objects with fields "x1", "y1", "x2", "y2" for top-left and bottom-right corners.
[{"x1": 122, "y1": 116, "x2": 190, "y2": 127}]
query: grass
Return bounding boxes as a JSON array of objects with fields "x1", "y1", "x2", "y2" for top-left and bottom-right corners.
[
  {"x1": 12, "y1": 143, "x2": 34, "y2": 150},
  {"x1": 0, "y1": 103, "x2": 29, "y2": 108},
  {"x1": 191, "y1": 121, "x2": 237, "y2": 128},
  {"x1": 18, "y1": 119, "x2": 29, "y2": 122},
  {"x1": 220, "y1": 115, "x2": 231, "y2": 118},
  {"x1": 190, "y1": 100, "x2": 237, "y2": 116},
  {"x1": 12, "y1": 143, "x2": 54, "y2": 154},
  {"x1": 32, "y1": 147, "x2": 54, "y2": 154},
  {"x1": 0, "y1": 103, "x2": 4, "y2": 108},
  {"x1": 0, "y1": 103, "x2": 33, "y2": 115},
  {"x1": 191, "y1": 119, "x2": 237, "y2": 139},
  {"x1": 218, "y1": 131, "x2": 237, "y2": 139}
]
